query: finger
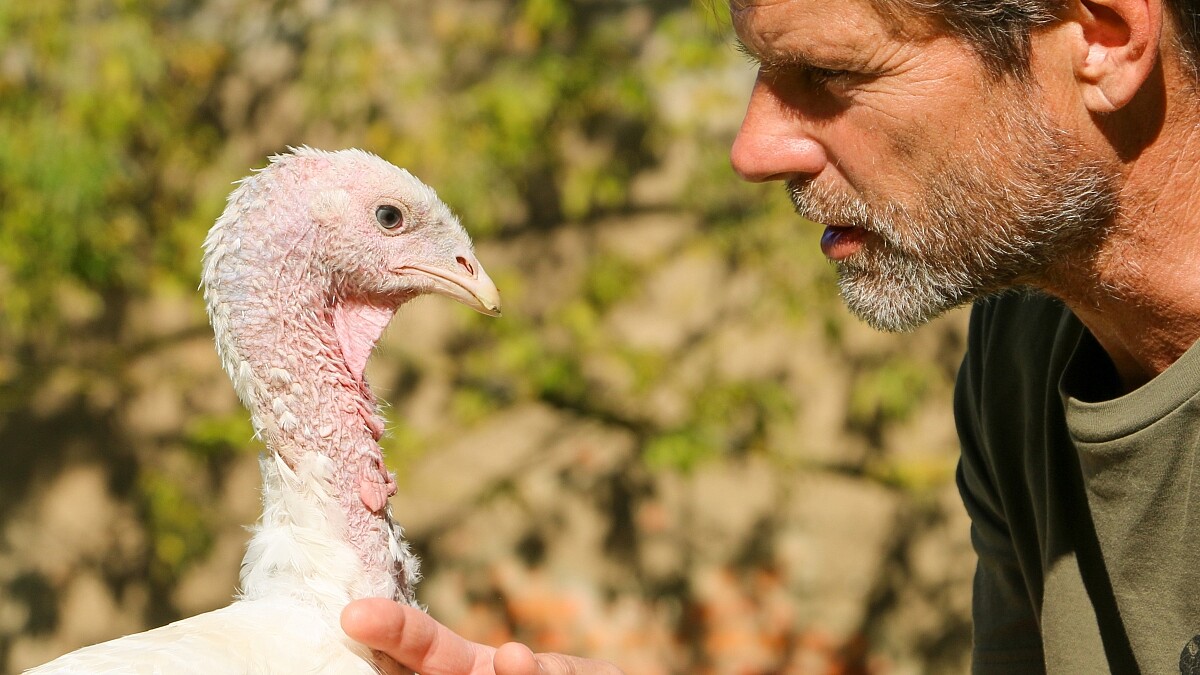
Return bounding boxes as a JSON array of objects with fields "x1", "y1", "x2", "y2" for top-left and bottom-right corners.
[
  {"x1": 493, "y1": 642, "x2": 538, "y2": 675},
  {"x1": 341, "y1": 598, "x2": 495, "y2": 675}
]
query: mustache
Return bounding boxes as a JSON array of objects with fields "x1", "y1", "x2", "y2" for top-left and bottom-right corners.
[{"x1": 785, "y1": 180, "x2": 879, "y2": 231}]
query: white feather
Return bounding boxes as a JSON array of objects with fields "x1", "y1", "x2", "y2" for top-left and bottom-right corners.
[
  {"x1": 26, "y1": 455, "x2": 400, "y2": 675},
  {"x1": 24, "y1": 598, "x2": 401, "y2": 675}
]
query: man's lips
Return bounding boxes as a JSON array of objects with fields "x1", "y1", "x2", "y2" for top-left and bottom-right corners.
[{"x1": 820, "y1": 225, "x2": 868, "y2": 261}]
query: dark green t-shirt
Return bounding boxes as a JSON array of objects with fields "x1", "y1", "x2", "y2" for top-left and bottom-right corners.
[{"x1": 955, "y1": 292, "x2": 1200, "y2": 674}]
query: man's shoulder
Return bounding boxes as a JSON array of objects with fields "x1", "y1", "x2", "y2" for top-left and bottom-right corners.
[{"x1": 956, "y1": 290, "x2": 1084, "y2": 419}]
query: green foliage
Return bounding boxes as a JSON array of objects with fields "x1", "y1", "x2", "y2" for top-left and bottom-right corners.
[
  {"x1": 520, "y1": 0, "x2": 571, "y2": 35},
  {"x1": 183, "y1": 413, "x2": 260, "y2": 460},
  {"x1": 457, "y1": 313, "x2": 591, "y2": 416},
  {"x1": 646, "y1": 378, "x2": 794, "y2": 472},
  {"x1": 137, "y1": 470, "x2": 214, "y2": 586},
  {"x1": 0, "y1": 2, "x2": 235, "y2": 350},
  {"x1": 849, "y1": 359, "x2": 935, "y2": 427},
  {"x1": 451, "y1": 385, "x2": 505, "y2": 427},
  {"x1": 381, "y1": 418, "x2": 430, "y2": 478},
  {"x1": 582, "y1": 254, "x2": 641, "y2": 311},
  {"x1": 866, "y1": 455, "x2": 958, "y2": 494},
  {"x1": 533, "y1": 351, "x2": 589, "y2": 405},
  {"x1": 644, "y1": 427, "x2": 719, "y2": 472},
  {"x1": 616, "y1": 346, "x2": 670, "y2": 395}
]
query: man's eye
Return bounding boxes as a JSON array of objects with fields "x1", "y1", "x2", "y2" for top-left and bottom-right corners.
[
  {"x1": 757, "y1": 62, "x2": 859, "y2": 93},
  {"x1": 804, "y1": 67, "x2": 853, "y2": 88}
]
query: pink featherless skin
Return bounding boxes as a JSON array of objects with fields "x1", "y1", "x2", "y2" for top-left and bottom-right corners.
[{"x1": 27, "y1": 147, "x2": 501, "y2": 675}]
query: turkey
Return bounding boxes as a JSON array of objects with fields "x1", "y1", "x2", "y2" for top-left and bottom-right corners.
[{"x1": 28, "y1": 147, "x2": 501, "y2": 674}]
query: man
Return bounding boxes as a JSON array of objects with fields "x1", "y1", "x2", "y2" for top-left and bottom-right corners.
[{"x1": 341, "y1": 0, "x2": 1200, "y2": 672}]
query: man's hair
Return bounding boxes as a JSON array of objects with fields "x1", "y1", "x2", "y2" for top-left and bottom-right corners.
[{"x1": 877, "y1": 0, "x2": 1200, "y2": 78}]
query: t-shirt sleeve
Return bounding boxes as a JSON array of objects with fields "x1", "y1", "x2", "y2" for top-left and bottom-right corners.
[{"x1": 955, "y1": 302, "x2": 1046, "y2": 673}]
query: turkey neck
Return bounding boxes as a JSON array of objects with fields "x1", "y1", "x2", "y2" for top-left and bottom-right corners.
[
  {"x1": 204, "y1": 209, "x2": 411, "y2": 602},
  {"x1": 256, "y1": 282, "x2": 402, "y2": 566}
]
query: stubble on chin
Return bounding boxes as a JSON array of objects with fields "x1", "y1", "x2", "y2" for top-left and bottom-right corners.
[{"x1": 787, "y1": 105, "x2": 1118, "y2": 332}]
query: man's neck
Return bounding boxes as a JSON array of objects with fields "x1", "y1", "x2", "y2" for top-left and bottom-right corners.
[{"x1": 1042, "y1": 102, "x2": 1200, "y2": 392}]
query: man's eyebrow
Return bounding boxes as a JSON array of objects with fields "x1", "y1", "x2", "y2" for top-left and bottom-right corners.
[
  {"x1": 734, "y1": 38, "x2": 758, "y2": 63},
  {"x1": 734, "y1": 36, "x2": 828, "y2": 72},
  {"x1": 735, "y1": 37, "x2": 795, "y2": 70},
  {"x1": 734, "y1": 36, "x2": 878, "y2": 78}
]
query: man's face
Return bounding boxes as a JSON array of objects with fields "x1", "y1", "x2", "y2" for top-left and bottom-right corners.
[{"x1": 730, "y1": 0, "x2": 1119, "y2": 331}]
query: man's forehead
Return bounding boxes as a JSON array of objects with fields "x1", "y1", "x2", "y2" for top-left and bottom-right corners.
[
  {"x1": 729, "y1": 0, "x2": 915, "y2": 63},
  {"x1": 728, "y1": 0, "x2": 927, "y2": 36}
]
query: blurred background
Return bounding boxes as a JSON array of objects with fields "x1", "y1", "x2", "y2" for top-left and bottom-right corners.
[{"x1": 0, "y1": 0, "x2": 976, "y2": 672}]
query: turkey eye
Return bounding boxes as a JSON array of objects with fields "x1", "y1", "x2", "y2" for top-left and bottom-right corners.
[{"x1": 375, "y1": 205, "x2": 404, "y2": 230}]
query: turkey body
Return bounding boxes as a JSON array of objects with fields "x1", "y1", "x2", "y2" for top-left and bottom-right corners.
[
  {"x1": 27, "y1": 598, "x2": 394, "y2": 675},
  {"x1": 28, "y1": 453, "x2": 401, "y2": 675}
]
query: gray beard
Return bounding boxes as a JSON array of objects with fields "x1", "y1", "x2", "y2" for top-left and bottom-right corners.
[{"x1": 789, "y1": 104, "x2": 1119, "y2": 332}]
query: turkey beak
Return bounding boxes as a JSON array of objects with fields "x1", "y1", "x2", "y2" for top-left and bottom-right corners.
[{"x1": 400, "y1": 253, "x2": 502, "y2": 317}]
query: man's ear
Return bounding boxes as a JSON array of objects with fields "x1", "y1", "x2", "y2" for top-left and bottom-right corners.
[{"x1": 1071, "y1": 0, "x2": 1163, "y2": 112}]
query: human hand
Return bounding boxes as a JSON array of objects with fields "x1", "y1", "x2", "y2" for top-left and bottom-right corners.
[{"x1": 342, "y1": 598, "x2": 626, "y2": 675}]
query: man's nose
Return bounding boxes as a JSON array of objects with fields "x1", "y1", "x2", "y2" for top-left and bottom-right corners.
[{"x1": 730, "y1": 78, "x2": 828, "y2": 183}]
